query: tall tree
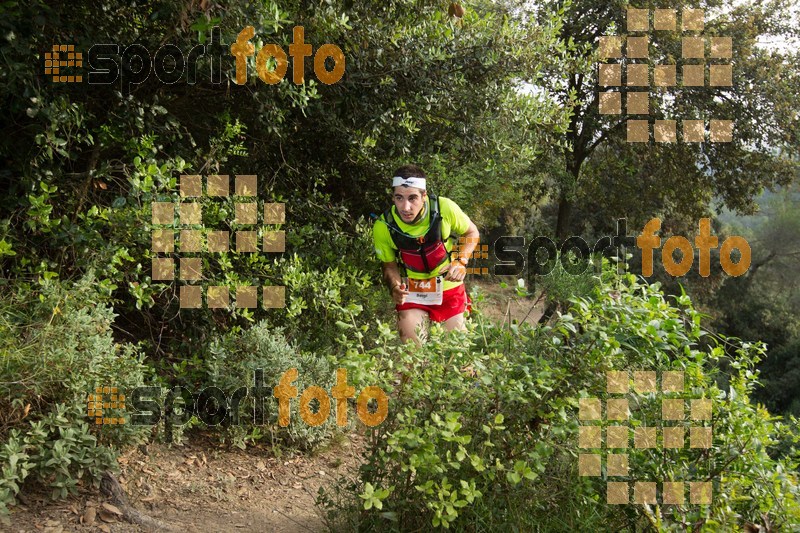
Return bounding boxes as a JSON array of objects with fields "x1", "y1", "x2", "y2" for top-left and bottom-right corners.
[
  {"x1": 532, "y1": 0, "x2": 800, "y2": 238},
  {"x1": 0, "y1": 0, "x2": 569, "y2": 349}
]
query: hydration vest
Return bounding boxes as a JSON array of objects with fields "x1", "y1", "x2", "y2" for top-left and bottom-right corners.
[{"x1": 383, "y1": 194, "x2": 451, "y2": 274}]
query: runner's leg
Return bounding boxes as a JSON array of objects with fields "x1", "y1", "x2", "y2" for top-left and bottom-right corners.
[
  {"x1": 443, "y1": 312, "x2": 466, "y2": 332},
  {"x1": 398, "y1": 308, "x2": 429, "y2": 345}
]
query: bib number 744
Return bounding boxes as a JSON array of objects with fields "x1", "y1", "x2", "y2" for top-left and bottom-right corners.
[{"x1": 404, "y1": 277, "x2": 443, "y2": 305}]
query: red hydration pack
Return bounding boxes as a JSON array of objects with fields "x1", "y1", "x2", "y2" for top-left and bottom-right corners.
[{"x1": 382, "y1": 194, "x2": 450, "y2": 274}]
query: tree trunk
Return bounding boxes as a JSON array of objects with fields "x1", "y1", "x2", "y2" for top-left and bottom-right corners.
[
  {"x1": 555, "y1": 195, "x2": 572, "y2": 240},
  {"x1": 555, "y1": 155, "x2": 583, "y2": 240}
]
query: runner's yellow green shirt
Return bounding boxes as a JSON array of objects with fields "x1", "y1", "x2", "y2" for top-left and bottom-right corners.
[{"x1": 373, "y1": 196, "x2": 471, "y2": 291}]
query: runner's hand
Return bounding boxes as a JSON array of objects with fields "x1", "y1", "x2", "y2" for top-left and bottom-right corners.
[
  {"x1": 391, "y1": 282, "x2": 409, "y2": 305},
  {"x1": 441, "y1": 262, "x2": 467, "y2": 282}
]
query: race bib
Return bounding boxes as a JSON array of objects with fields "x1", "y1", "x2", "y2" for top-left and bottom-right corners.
[{"x1": 405, "y1": 276, "x2": 443, "y2": 305}]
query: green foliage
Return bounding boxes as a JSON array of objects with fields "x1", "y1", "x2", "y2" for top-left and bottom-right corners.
[
  {"x1": 531, "y1": 0, "x2": 800, "y2": 237},
  {"x1": 534, "y1": 251, "x2": 601, "y2": 307},
  {"x1": 0, "y1": 0, "x2": 796, "y2": 527},
  {"x1": 0, "y1": 2, "x2": 574, "y2": 464},
  {"x1": 319, "y1": 266, "x2": 800, "y2": 531},
  {"x1": 0, "y1": 275, "x2": 151, "y2": 444},
  {"x1": 0, "y1": 275, "x2": 151, "y2": 513},
  {"x1": 205, "y1": 322, "x2": 336, "y2": 451},
  {"x1": 20, "y1": 405, "x2": 117, "y2": 498},
  {"x1": 0, "y1": 404, "x2": 119, "y2": 515},
  {"x1": 713, "y1": 188, "x2": 800, "y2": 415}
]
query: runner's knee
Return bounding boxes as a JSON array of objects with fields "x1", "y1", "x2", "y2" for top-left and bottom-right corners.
[
  {"x1": 398, "y1": 310, "x2": 426, "y2": 341},
  {"x1": 443, "y1": 313, "x2": 465, "y2": 331}
]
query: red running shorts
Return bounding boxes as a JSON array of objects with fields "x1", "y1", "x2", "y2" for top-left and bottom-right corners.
[{"x1": 396, "y1": 283, "x2": 472, "y2": 322}]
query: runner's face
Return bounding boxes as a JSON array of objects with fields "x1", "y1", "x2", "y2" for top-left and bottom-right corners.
[{"x1": 393, "y1": 187, "x2": 426, "y2": 223}]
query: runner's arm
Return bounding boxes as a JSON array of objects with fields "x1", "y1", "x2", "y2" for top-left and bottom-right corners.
[
  {"x1": 438, "y1": 198, "x2": 480, "y2": 278},
  {"x1": 381, "y1": 261, "x2": 409, "y2": 305},
  {"x1": 456, "y1": 221, "x2": 480, "y2": 263},
  {"x1": 381, "y1": 261, "x2": 402, "y2": 289}
]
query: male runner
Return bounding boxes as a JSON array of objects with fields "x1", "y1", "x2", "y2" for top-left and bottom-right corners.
[{"x1": 373, "y1": 164, "x2": 480, "y2": 343}]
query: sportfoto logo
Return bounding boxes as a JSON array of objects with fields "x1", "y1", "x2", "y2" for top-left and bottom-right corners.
[
  {"x1": 45, "y1": 25, "x2": 344, "y2": 92},
  {"x1": 89, "y1": 369, "x2": 388, "y2": 428},
  {"x1": 453, "y1": 218, "x2": 751, "y2": 278}
]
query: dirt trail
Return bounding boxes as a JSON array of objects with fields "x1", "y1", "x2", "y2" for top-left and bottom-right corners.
[
  {"x1": 470, "y1": 280, "x2": 546, "y2": 326},
  {"x1": 9, "y1": 433, "x2": 365, "y2": 533},
  {"x1": 8, "y1": 283, "x2": 544, "y2": 532}
]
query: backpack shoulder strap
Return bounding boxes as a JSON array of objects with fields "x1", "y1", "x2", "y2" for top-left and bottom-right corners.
[
  {"x1": 427, "y1": 194, "x2": 442, "y2": 241},
  {"x1": 382, "y1": 206, "x2": 400, "y2": 246},
  {"x1": 429, "y1": 193, "x2": 440, "y2": 217}
]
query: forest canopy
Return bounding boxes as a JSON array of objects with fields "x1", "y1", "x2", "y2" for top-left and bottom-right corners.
[{"x1": 0, "y1": 0, "x2": 799, "y2": 530}]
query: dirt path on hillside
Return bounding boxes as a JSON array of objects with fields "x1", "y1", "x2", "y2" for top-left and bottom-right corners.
[
  {"x1": 470, "y1": 280, "x2": 546, "y2": 326},
  {"x1": 8, "y1": 284, "x2": 545, "y2": 533},
  {"x1": 8, "y1": 433, "x2": 366, "y2": 533}
]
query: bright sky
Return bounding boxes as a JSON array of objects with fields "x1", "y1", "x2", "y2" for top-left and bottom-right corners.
[{"x1": 725, "y1": 0, "x2": 800, "y2": 53}]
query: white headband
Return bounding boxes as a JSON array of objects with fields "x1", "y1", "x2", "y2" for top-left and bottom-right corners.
[{"x1": 392, "y1": 176, "x2": 426, "y2": 189}]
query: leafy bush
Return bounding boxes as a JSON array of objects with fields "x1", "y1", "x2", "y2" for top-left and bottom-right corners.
[
  {"x1": 319, "y1": 267, "x2": 800, "y2": 531},
  {"x1": 0, "y1": 275, "x2": 152, "y2": 513},
  {"x1": 204, "y1": 321, "x2": 338, "y2": 451},
  {"x1": 534, "y1": 250, "x2": 601, "y2": 308},
  {"x1": 0, "y1": 404, "x2": 117, "y2": 515}
]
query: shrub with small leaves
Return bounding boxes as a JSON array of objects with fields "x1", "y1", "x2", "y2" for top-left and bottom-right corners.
[
  {"x1": 0, "y1": 275, "x2": 151, "y2": 513},
  {"x1": 319, "y1": 266, "x2": 800, "y2": 531}
]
